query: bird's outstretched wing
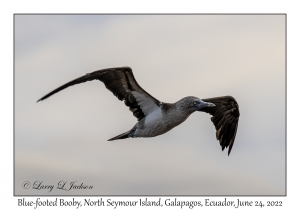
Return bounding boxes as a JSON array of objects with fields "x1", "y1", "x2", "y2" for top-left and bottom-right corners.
[
  {"x1": 201, "y1": 96, "x2": 240, "y2": 155},
  {"x1": 37, "y1": 67, "x2": 161, "y2": 121}
]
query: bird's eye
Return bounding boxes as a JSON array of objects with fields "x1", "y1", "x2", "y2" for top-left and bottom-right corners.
[{"x1": 193, "y1": 101, "x2": 197, "y2": 105}]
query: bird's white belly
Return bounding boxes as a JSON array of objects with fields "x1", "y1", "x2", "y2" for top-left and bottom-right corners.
[
  {"x1": 134, "y1": 108, "x2": 188, "y2": 138},
  {"x1": 134, "y1": 109, "x2": 165, "y2": 137}
]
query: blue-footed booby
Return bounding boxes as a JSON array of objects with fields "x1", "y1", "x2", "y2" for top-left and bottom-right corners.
[{"x1": 37, "y1": 67, "x2": 240, "y2": 155}]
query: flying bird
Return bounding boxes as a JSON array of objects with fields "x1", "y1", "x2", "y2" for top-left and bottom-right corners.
[{"x1": 37, "y1": 67, "x2": 240, "y2": 155}]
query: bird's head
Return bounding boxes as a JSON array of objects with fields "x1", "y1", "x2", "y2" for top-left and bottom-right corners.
[{"x1": 181, "y1": 96, "x2": 215, "y2": 113}]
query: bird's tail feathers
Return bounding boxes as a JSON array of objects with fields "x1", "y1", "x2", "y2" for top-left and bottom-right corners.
[{"x1": 107, "y1": 130, "x2": 133, "y2": 141}]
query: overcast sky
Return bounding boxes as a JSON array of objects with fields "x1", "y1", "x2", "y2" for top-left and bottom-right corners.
[{"x1": 15, "y1": 14, "x2": 285, "y2": 195}]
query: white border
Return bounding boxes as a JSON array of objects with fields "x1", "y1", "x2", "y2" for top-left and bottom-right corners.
[{"x1": 2, "y1": 0, "x2": 297, "y2": 209}]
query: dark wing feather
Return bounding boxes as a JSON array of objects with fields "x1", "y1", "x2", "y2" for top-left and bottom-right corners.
[
  {"x1": 201, "y1": 96, "x2": 240, "y2": 155},
  {"x1": 37, "y1": 66, "x2": 160, "y2": 121}
]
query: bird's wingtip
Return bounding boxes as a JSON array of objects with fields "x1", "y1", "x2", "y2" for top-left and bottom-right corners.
[
  {"x1": 36, "y1": 97, "x2": 44, "y2": 103},
  {"x1": 228, "y1": 147, "x2": 232, "y2": 156}
]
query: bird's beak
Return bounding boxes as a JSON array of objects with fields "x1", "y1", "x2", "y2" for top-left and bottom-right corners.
[{"x1": 197, "y1": 100, "x2": 215, "y2": 110}]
